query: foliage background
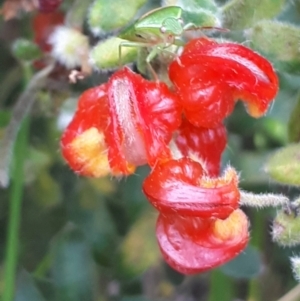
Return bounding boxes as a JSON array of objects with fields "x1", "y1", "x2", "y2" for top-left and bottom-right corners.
[{"x1": 1, "y1": 0, "x2": 300, "y2": 300}]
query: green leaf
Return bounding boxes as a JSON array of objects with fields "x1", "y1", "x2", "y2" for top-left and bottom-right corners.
[
  {"x1": 65, "y1": 0, "x2": 93, "y2": 28},
  {"x1": 163, "y1": 0, "x2": 218, "y2": 12},
  {"x1": 220, "y1": 245, "x2": 261, "y2": 279},
  {"x1": 265, "y1": 143, "x2": 300, "y2": 186},
  {"x1": 51, "y1": 226, "x2": 96, "y2": 301},
  {"x1": 163, "y1": 0, "x2": 221, "y2": 27},
  {"x1": 15, "y1": 270, "x2": 46, "y2": 301},
  {"x1": 182, "y1": 9, "x2": 220, "y2": 28},
  {"x1": 87, "y1": 0, "x2": 147, "y2": 35},
  {"x1": 222, "y1": 0, "x2": 286, "y2": 30}
]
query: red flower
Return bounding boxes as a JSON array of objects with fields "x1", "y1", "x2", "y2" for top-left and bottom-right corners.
[
  {"x1": 157, "y1": 208, "x2": 249, "y2": 274},
  {"x1": 143, "y1": 158, "x2": 240, "y2": 219},
  {"x1": 105, "y1": 67, "x2": 181, "y2": 172},
  {"x1": 169, "y1": 37, "x2": 279, "y2": 128},
  {"x1": 175, "y1": 119, "x2": 227, "y2": 176},
  {"x1": 61, "y1": 67, "x2": 181, "y2": 176},
  {"x1": 143, "y1": 157, "x2": 248, "y2": 274},
  {"x1": 60, "y1": 85, "x2": 115, "y2": 177}
]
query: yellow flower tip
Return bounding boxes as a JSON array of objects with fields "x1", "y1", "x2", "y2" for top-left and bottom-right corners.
[
  {"x1": 70, "y1": 127, "x2": 112, "y2": 177},
  {"x1": 245, "y1": 101, "x2": 268, "y2": 118},
  {"x1": 213, "y1": 209, "x2": 249, "y2": 242}
]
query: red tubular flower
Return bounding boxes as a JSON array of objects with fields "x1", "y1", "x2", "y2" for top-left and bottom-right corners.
[
  {"x1": 169, "y1": 37, "x2": 279, "y2": 128},
  {"x1": 156, "y1": 209, "x2": 249, "y2": 275},
  {"x1": 143, "y1": 158, "x2": 240, "y2": 219},
  {"x1": 143, "y1": 157, "x2": 248, "y2": 274},
  {"x1": 175, "y1": 118, "x2": 227, "y2": 176},
  {"x1": 61, "y1": 67, "x2": 181, "y2": 176}
]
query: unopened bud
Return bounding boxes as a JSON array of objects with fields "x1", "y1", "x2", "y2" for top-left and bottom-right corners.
[{"x1": 48, "y1": 26, "x2": 89, "y2": 68}]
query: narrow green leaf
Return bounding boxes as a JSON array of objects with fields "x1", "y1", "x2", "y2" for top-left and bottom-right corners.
[{"x1": 288, "y1": 92, "x2": 300, "y2": 143}]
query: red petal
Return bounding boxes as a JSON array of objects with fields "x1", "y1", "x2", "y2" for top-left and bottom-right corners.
[
  {"x1": 106, "y1": 67, "x2": 181, "y2": 171},
  {"x1": 169, "y1": 38, "x2": 278, "y2": 127},
  {"x1": 175, "y1": 119, "x2": 227, "y2": 176},
  {"x1": 157, "y1": 209, "x2": 249, "y2": 274},
  {"x1": 60, "y1": 85, "x2": 118, "y2": 177},
  {"x1": 181, "y1": 36, "x2": 218, "y2": 55},
  {"x1": 143, "y1": 158, "x2": 240, "y2": 219}
]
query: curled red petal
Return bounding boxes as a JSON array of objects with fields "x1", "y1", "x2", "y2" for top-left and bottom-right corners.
[
  {"x1": 106, "y1": 67, "x2": 181, "y2": 172},
  {"x1": 169, "y1": 38, "x2": 278, "y2": 127},
  {"x1": 60, "y1": 85, "x2": 118, "y2": 177},
  {"x1": 175, "y1": 119, "x2": 227, "y2": 176},
  {"x1": 143, "y1": 158, "x2": 240, "y2": 219},
  {"x1": 61, "y1": 85, "x2": 134, "y2": 177},
  {"x1": 157, "y1": 209, "x2": 249, "y2": 274},
  {"x1": 181, "y1": 36, "x2": 218, "y2": 55}
]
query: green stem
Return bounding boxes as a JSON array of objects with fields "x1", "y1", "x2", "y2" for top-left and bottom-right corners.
[
  {"x1": 3, "y1": 62, "x2": 32, "y2": 301},
  {"x1": 208, "y1": 269, "x2": 233, "y2": 301},
  {"x1": 3, "y1": 117, "x2": 30, "y2": 301}
]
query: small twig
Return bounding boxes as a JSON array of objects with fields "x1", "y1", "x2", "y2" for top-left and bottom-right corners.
[
  {"x1": 0, "y1": 65, "x2": 22, "y2": 107},
  {"x1": 0, "y1": 64, "x2": 54, "y2": 188},
  {"x1": 240, "y1": 191, "x2": 289, "y2": 208}
]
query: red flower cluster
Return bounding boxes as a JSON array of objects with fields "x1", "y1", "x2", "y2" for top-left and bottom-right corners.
[{"x1": 61, "y1": 37, "x2": 278, "y2": 274}]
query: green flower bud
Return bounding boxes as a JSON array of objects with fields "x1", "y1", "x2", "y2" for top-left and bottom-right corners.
[
  {"x1": 246, "y1": 21, "x2": 300, "y2": 71},
  {"x1": 222, "y1": 0, "x2": 286, "y2": 30},
  {"x1": 87, "y1": 0, "x2": 147, "y2": 36},
  {"x1": 272, "y1": 205, "x2": 300, "y2": 246},
  {"x1": 265, "y1": 144, "x2": 300, "y2": 186},
  {"x1": 12, "y1": 38, "x2": 42, "y2": 62},
  {"x1": 89, "y1": 37, "x2": 138, "y2": 70}
]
